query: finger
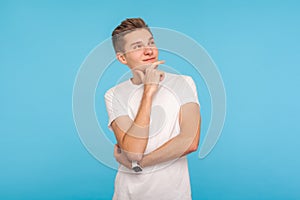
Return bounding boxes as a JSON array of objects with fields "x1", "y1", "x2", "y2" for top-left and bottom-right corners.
[
  {"x1": 159, "y1": 71, "x2": 165, "y2": 81},
  {"x1": 135, "y1": 70, "x2": 145, "y2": 81},
  {"x1": 150, "y1": 60, "x2": 165, "y2": 69},
  {"x1": 145, "y1": 67, "x2": 154, "y2": 74},
  {"x1": 114, "y1": 144, "x2": 121, "y2": 154},
  {"x1": 152, "y1": 60, "x2": 165, "y2": 69}
]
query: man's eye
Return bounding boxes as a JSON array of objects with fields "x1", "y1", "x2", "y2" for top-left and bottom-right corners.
[
  {"x1": 133, "y1": 44, "x2": 143, "y2": 49},
  {"x1": 149, "y1": 41, "x2": 155, "y2": 46}
]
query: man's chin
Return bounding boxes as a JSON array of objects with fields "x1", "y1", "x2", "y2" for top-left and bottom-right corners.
[{"x1": 132, "y1": 61, "x2": 159, "y2": 71}]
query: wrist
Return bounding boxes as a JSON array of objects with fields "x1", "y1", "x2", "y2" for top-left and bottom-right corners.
[
  {"x1": 138, "y1": 159, "x2": 145, "y2": 168},
  {"x1": 138, "y1": 155, "x2": 151, "y2": 168},
  {"x1": 142, "y1": 89, "x2": 154, "y2": 99},
  {"x1": 132, "y1": 161, "x2": 143, "y2": 172}
]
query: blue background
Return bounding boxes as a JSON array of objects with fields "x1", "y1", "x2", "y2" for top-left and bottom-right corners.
[{"x1": 1, "y1": 0, "x2": 300, "y2": 199}]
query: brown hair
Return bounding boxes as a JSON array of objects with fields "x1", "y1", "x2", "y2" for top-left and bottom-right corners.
[{"x1": 112, "y1": 18, "x2": 152, "y2": 53}]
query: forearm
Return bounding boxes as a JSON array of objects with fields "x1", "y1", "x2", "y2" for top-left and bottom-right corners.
[
  {"x1": 121, "y1": 92, "x2": 153, "y2": 160},
  {"x1": 111, "y1": 64, "x2": 164, "y2": 164},
  {"x1": 133, "y1": 102, "x2": 200, "y2": 168},
  {"x1": 139, "y1": 133, "x2": 196, "y2": 168}
]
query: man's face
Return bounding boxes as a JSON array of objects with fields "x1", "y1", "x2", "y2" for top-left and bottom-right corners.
[{"x1": 120, "y1": 28, "x2": 159, "y2": 71}]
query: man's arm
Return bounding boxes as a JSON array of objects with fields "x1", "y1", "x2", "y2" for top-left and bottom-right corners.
[
  {"x1": 114, "y1": 102, "x2": 200, "y2": 168},
  {"x1": 111, "y1": 62, "x2": 165, "y2": 161},
  {"x1": 139, "y1": 102, "x2": 201, "y2": 167},
  {"x1": 111, "y1": 90, "x2": 153, "y2": 161}
]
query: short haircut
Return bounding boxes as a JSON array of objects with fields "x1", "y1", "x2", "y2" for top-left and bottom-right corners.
[{"x1": 112, "y1": 18, "x2": 152, "y2": 53}]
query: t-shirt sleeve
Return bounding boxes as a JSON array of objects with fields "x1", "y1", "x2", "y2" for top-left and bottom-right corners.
[
  {"x1": 179, "y1": 76, "x2": 200, "y2": 107},
  {"x1": 104, "y1": 88, "x2": 128, "y2": 131}
]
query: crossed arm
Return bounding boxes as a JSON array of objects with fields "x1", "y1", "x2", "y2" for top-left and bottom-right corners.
[
  {"x1": 111, "y1": 90, "x2": 153, "y2": 162},
  {"x1": 112, "y1": 102, "x2": 201, "y2": 169},
  {"x1": 109, "y1": 61, "x2": 200, "y2": 168}
]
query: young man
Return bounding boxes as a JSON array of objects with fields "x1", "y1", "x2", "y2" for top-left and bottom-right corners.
[{"x1": 104, "y1": 18, "x2": 201, "y2": 200}]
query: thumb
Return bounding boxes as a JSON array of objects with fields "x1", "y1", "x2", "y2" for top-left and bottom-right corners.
[{"x1": 135, "y1": 70, "x2": 145, "y2": 82}]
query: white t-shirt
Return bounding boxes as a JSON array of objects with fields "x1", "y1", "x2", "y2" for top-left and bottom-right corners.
[{"x1": 104, "y1": 72, "x2": 200, "y2": 200}]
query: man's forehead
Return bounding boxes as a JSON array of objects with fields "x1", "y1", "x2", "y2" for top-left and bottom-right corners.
[{"x1": 123, "y1": 28, "x2": 153, "y2": 42}]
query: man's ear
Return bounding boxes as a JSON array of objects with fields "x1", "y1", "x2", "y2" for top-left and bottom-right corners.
[{"x1": 116, "y1": 52, "x2": 127, "y2": 65}]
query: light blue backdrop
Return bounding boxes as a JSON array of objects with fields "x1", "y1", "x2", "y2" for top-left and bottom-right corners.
[{"x1": 1, "y1": 0, "x2": 300, "y2": 199}]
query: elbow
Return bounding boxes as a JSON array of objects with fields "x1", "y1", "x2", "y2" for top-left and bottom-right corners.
[
  {"x1": 187, "y1": 137, "x2": 199, "y2": 153},
  {"x1": 189, "y1": 144, "x2": 198, "y2": 153},
  {"x1": 121, "y1": 136, "x2": 146, "y2": 162},
  {"x1": 185, "y1": 145, "x2": 198, "y2": 155},
  {"x1": 189, "y1": 128, "x2": 200, "y2": 153},
  {"x1": 126, "y1": 152, "x2": 143, "y2": 162},
  {"x1": 183, "y1": 144, "x2": 198, "y2": 156}
]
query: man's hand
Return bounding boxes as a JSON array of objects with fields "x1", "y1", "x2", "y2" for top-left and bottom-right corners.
[
  {"x1": 114, "y1": 144, "x2": 132, "y2": 169},
  {"x1": 131, "y1": 60, "x2": 165, "y2": 86},
  {"x1": 133, "y1": 60, "x2": 165, "y2": 97}
]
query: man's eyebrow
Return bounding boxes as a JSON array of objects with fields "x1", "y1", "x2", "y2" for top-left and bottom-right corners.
[
  {"x1": 130, "y1": 41, "x2": 143, "y2": 46},
  {"x1": 130, "y1": 37, "x2": 154, "y2": 46}
]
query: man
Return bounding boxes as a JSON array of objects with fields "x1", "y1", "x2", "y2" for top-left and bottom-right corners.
[{"x1": 104, "y1": 18, "x2": 201, "y2": 200}]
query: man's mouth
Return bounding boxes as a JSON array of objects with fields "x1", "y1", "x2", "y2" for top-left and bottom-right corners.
[{"x1": 143, "y1": 57, "x2": 156, "y2": 62}]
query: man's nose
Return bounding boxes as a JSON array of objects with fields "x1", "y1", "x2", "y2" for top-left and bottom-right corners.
[{"x1": 144, "y1": 46, "x2": 153, "y2": 55}]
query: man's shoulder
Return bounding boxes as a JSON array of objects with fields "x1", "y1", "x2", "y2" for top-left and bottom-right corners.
[
  {"x1": 104, "y1": 80, "x2": 131, "y2": 98},
  {"x1": 164, "y1": 72, "x2": 193, "y2": 85},
  {"x1": 163, "y1": 72, "x2": 198, "y2": 104}
]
